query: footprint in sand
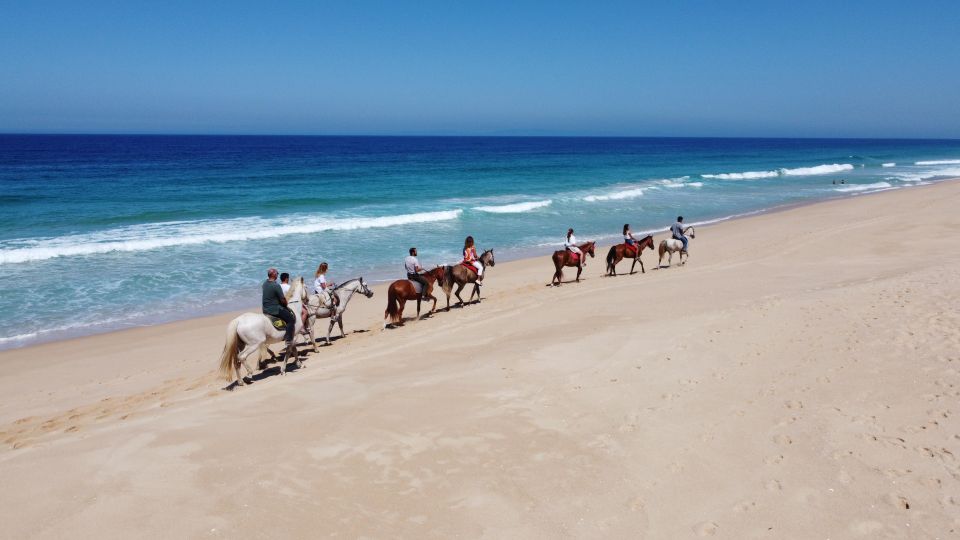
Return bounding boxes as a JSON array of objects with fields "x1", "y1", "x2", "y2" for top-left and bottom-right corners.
[
  {"x1": 732, "y1": 501, "x2": 756, "y2": 513},
  {"x1": 693, "y1": 521, "x2": 718, "y2": 536},
  {"x1": 763, "y1": 479, "x2": 782, "y2": 491},
  {"x1": 883, "y1": 493, "x2": 910, "y2": 510},
  {"x1": 763, "y1": 454, "x2": 785, "y2": 465},
  {"x1": 773, "y1": 434, "x2": 793, "y2": 446}
]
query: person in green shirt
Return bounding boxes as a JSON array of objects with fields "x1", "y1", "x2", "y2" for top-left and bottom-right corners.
[{"x1": 262, "y1": 267, "x2": 295, "y2": 344}]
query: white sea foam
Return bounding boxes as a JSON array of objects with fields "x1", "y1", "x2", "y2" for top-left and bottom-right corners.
[
  {"x1": 0, "y1": 332, "x2": 38, "y2": 344},
  {"x1": 915, "y1": 159, "x2": 960, "y2": 165},
  {"x1": 472, "y1": 200, "x2": 552, "y2": 213},
  {"x1": 583, "y1": 187, "x2": 648, "y2": 202},
  {"x1": 833, "y1": 181, "x2": 893, "y2": 193},
  {"x1": 0, "y1": 209, "x2": 463, "y2": 265},
  {"x1": 882, "y1": 163, "x2": 896, "y2": 167},
  {"x1": 701, "y1": 170, "x2": 779, "y2": 180},
  {"x1": 780, "y1": 163, "x2": 854, "y2": 176},
  {"x1": 893, "y1": 166, "x2": 960, "y2": 182}
]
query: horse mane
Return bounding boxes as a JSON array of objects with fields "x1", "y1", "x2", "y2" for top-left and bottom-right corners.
[
  {"x1": 334, "y1": 277, "x2": 360, "y2": 291},
  {"x1": 285, "y1": 277, "x2": 303, "y2": 303}
]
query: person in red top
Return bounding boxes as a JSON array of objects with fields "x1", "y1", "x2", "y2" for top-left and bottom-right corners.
[{"x1": 463, "y1": 235, "x2": 484, "y2": 285}]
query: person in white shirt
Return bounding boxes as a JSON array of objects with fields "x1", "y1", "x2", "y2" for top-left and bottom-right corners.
[
  {"x1": 404, "y1": 247, "x2": 430, "y2": 300},
  {"x1": 564, "y1": 228, "x2": 585, "y2": 267},
  {"x1": 312, "y1": 262, "x2": 338, "y2": 316},
  {"x1": 279, "y1": 272, "x2": 291, "y2": 295}
]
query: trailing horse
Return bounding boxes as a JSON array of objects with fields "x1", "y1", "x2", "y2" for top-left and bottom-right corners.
[
  {"x1": 551, "y1": 241, "x2": 595, "y2": 285},
  {"x1": 218, "y1": 277, "x2": 307, "y2": 387},
  {"x1": 605, "y1": 235, "x2": 655, "y2": 276},
  {"x1": 658, "y1": 226, "x2": 696, "y2": 267},
  {"x1": 383, "y1": 266, "x2": 447, "y2": 328},
  {"x1": 440, "y1": 249, "x2": 495, "y2": 309},
  {"x1": 304, "y1": 277, "x2": 374, "y2": 348}
]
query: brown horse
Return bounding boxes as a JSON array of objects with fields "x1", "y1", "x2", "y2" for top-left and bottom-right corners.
[
  {"x1": 441, "y1": 249, "x2": 495, "y2": 309},
  {"x1": 551, "y1": 241, "x2": 596, "y2": 285},
  {"x1": 605, "y1": 235, "x2": 655, "y2": 276},
  {"x1": 383, "y1": 266, "x2": 446, "y2": 328}
]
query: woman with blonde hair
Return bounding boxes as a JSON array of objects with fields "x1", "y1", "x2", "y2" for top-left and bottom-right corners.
[{"x1": 313, "y1": 262, "x2": 339, "y2": 316}]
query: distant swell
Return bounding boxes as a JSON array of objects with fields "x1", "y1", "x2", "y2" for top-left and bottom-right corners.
[
  {"x1": 0, "y1": 209, "x2": 463, "y2": 265},
  {"x1": 472, "y1": 200, "x2": 552, "y2": 213},
  {"x1": 916, "y1": 159, "x2": 960, "y2": 165},
  {"x1": 703, "y1": 163, "x2": 854, "y2": 180},
  {"x1": 882, "y1": 163, "x2": 896, "y2": 167},
  {"x1": 833, "y1": 181, "x2": 892, "y2": 192}
]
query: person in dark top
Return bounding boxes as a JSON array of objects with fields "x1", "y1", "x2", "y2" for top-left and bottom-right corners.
[
  {"x1": 671, "y1": 216, "x2": 689, "y2": 253},
  {"x1": 405, "y1": 247, "x2": 430, "y2": 300},
  {"x1": 262, "y1": 267, "x2": 295, "y2": 344}
]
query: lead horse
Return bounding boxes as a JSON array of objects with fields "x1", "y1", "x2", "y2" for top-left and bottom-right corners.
[
  {"x1": 658, "y1": 226, "x2": 696, "y2": 267},
  {"x1": 441, "y1": 249, "x2": 495, "y2": 309},
  {"x1": 303, "y1": 277, "x2": 374, "y2": 348},
  {"x1": 551, "y1": 241, "x2": 595, "y2": 285},
  {"x1": 218, "y1": 277, "x2": 307, "y2": 387},
  {"x1": 383, "y1": 266, "x2": 447, "y2": 328},
  {"x1": 605, "y1": 235, "x2": 655, "y2": 276}
]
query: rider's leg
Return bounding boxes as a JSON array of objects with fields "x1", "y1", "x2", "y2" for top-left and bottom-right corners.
[
  {"x1": 410, "y1": 273, "x2": 430, "y2": 299},
  {"x1": 681, "y1": 235, "x2": 689, "y2": 252},
  {"x1": 570, "y1": 246, "x2": 585, "y2": 267},
  {"x1": 279, "y1": 307, "x2": 296, "y2": 344},
  {"x1": 472, "y1": 261, "x2": 484, "y2": 282}
]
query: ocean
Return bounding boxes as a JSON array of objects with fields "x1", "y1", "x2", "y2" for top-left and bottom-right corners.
[{"x1": 2, "y1": 135, "x2": 959, "y2": 349}]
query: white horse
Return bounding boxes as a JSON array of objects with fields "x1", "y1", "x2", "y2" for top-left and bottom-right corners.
[
  {"x1": 303, "y1": 277, "x2": 374, "y2": 348},
  {"x1": 218, "y1": 277, "x2": 307, "y2": 387},
  {"x1": 658, "y1": 226, "x2": 696, "y2": 267}
]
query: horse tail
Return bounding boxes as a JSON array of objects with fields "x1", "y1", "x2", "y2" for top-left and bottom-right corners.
[
  {"x1": 384, "y1": 285, "x2": 401, "y2": 324},
  {"x1": 605, "y1": 245, "x2": 617, "y2": 273},
  {"x1": 443, "y1": 265, "x2": 454, "y2": 294},
  {"x1": 218, "y1": 317, "x2": 241, "y2": 381}
]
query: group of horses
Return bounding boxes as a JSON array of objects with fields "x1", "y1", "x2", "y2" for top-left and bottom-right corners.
[
  {"x1": 218, "y1": 249, "x2": 496, "y2": 388},
  {"x1": 219, "y1": 227, "x2": 693, "y2": 388},
  {"x1": 551, "y1": 226, "x2": 696, "y2": 284}
]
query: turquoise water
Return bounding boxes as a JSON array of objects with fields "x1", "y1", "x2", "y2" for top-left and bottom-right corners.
[{"x1": 2, "y1": 135, "x2": 959, "y2": 348}]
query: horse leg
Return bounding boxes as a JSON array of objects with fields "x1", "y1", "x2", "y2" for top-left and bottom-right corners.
[
  {"x1": 416, "y1": 297, "x2": 422, "y2": 319},
  {"x1": 576, "y1": 265, "x2": 582, "y2": 282},
  {"x1": 326, "y1": 318, "x2": 335, "y2": 345},
  {"x1": 338, "y1": 316, "x2": 345, "y2": 338},
  {"x1": 639, "y1": 257, "x2": 645, "y2": 273},
  {"x1": 455, "y1": 283, "x2": 465, "y2": 305},
  {"x1": 472, "y1": 283, "x2": 480, "y2": 303},
  {"x1": 398, "y1": 299, "x2": 407, "y2": 325}
]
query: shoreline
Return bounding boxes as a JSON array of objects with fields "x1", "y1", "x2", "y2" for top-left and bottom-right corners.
[
  {"x1": 3, "y1": 177, "x2": 954, "y2": 353},
  {"x1": 3, "y1": 179, "x2": 960, "y2": 537}
]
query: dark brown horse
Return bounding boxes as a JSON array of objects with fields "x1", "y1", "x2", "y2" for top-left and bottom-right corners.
[
  {"x1": 605, "y1": 235, "x2": 655, "y2": 276},
  {"x1": 383, "y1": 266, "x2": 446, "y2": 328},
  {"x1": 551, "y1": 241, "x2": 595, "y2": 285},
  {"x1": 441, "y1": 249, "x2": 495, "y2": 309}
]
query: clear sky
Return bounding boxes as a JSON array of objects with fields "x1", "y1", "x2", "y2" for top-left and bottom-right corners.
[{"x1": 1, "y1": 1, "x2": 958, "y2": 137}]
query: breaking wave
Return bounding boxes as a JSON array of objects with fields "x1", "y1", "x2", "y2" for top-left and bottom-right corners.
[
  {"x1": 915, "y1": 159, "x2": 960, "y2": 165},
  {"x1": 833, "y1": 181, "x2": 893, "y2": 192},
  {"x1": 472, "y1": 200, "x2": 552, "y2": 213},
  {"x1": 0, "y1": 209, "x2": 464, "y2": 265},
  {"x1": 882, "y1": 163, "x2": 896, "y2": 167},
  {"x1": 583, "y1": 187, "x2": 648, "y2": 202},
  {"x1": 702, "y1": 163, "x2": 854, "y2": 180}
]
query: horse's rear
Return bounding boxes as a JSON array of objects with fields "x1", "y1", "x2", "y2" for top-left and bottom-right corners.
[{"x1": 384, "y1": 280, "x2": 411, "y2": 327}]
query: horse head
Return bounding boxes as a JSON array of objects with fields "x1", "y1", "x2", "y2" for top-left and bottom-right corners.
[
  {"x1": 480, "y1": 249, "x2": 495, "y2": 268},
  {"x1": 358, "y1": 278, "x2": 374, "y2": 298},
  {"x1": 585, "y1": 242, "x2": 596, "y2": 257}
]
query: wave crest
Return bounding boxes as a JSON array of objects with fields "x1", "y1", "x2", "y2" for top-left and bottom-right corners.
[
  {"x1": 703, "y1": 163, "x2": 854, "y2": 180},
  {"x1": 916, "y1": 159, "x2": 960, "y2": 165},
  {"x1": 833, "y1": 181, "x2": 892, "y2": 193},
  {"x1": 0, "y1": 209, "x2": 463, "y2": 265},
  {"x1": 583, "y1": 187, "x2": 648, "y2": 202},
  {"x1": 472, "y1": 200, "x2": 552, "y2": 213}
]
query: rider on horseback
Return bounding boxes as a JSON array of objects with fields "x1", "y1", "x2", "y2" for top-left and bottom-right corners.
[
  {"x1": 313, "y1": 262, "x2": 339, "y2": 318},
  {"x1": 263, "y1": 267, "x2": 296, "y2": 344},
  {"x1": 463, "y1": 236, "x2": 484, "y2": 285},
  {"x1": 671, "y1": 216, "x2": 689, "y2": 253},
  {"x1": 405, "y1": 247, "x2": 430, "y2": 300},
  {"x1": 565, "y1": 228, "x2": 585, "y2": 267},
  {"x1": 623, "y1": 224, "x2": 638, "y2": 254}
]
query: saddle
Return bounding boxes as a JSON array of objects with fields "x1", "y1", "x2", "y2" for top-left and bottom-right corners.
[
  {"x1": 461, "y1": 261, "x2": 479, "y2": 274},
  {"x1": 623, "y1": 243, "x2": 637, "y2": 257},
  {"x1": 567, "y1": 251, "x2": 580, "y2": 264},
  {"x1": 409, "y1": 279, "x2": 426, "y2": 294},
  {"x1": 266, "y1": 314, "x2": 287, "y2": 329}
]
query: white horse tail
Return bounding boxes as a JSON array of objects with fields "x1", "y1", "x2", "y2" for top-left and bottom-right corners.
[{"x1": 218, "y1": 317, "x2": 241, "y2": 381}]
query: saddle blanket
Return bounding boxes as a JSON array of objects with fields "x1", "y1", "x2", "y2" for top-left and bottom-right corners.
[
  {"x1": 266, "y1": 315, "x2": 287, "y2": 329},
  {"x1": 623, "y1": 243, "x2": 637, "y2": 257},
  {"x1": 461, "y1": 261, "x2": 479, "y2": 273},
  {"x1": 568, "y1": 251, "x2": 580, "y2": 264},
  {"x1": 410, "y1": 280, "x2": 425, "y2": 294}
]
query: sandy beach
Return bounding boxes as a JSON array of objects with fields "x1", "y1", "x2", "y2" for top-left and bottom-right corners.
[{"x1": 2, "y1": 180, "x2": 959, "y2": 538}]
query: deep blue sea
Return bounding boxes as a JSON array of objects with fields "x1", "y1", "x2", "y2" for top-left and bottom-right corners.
[{"x1": 2, "y1": 135, "x2": 960, "y2": 349}]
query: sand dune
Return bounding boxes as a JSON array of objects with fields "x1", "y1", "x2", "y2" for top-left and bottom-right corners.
[{"x1": 2, "y1": 181, "x2": 960, "y2": 538}]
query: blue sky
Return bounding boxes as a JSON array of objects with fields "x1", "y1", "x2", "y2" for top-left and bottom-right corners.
[{"x1": 1, "y1": 1, "x2": 958, "y2": 137}]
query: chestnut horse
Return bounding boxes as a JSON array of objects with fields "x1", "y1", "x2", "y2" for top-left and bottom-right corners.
[
  {"x1": 605, "y1": 235, "x2": 655, "y2": 276},
  {"x1": 383, "y1": 266, "x2": 446, "y2": 328},
  {"x1": 441, "y1": 249, "x2": 495, "y2": 309},
  {"x1": 550, "y1": 241, "x2": 595, "y2": 285}
]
